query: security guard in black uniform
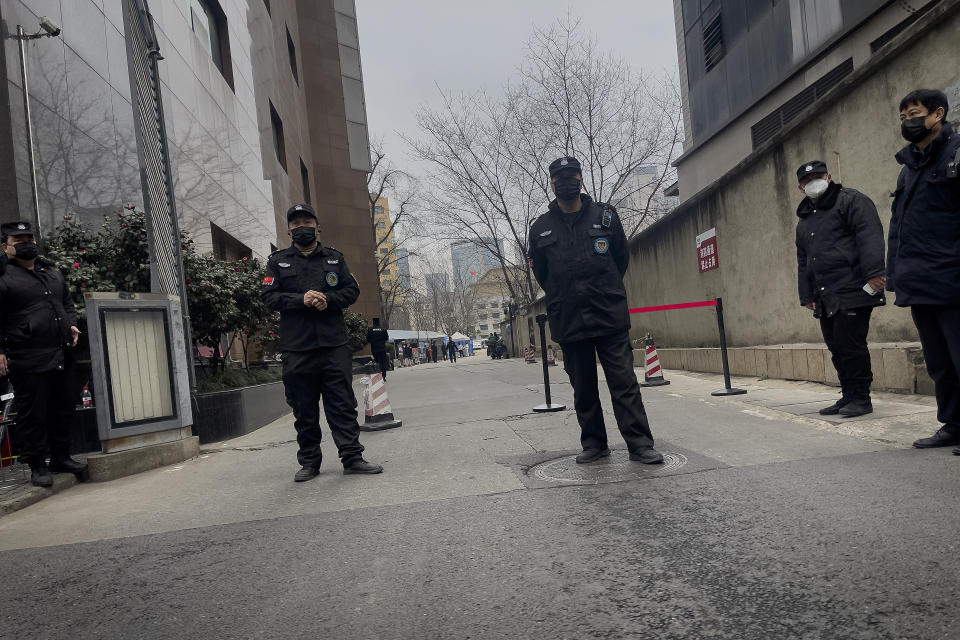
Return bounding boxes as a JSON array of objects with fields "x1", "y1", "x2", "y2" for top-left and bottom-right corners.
[
  {"x1": 261, "y1": 204, "x2": 383, "y2": 482},
  {"x1": 795, "y1": 160, "x2": 886, "y2": 418},
  {"x1": 0, "y1": 221, "x2": 88, "y2": 487},
  {"x1": 366, "y1": 317, "x2": 389, "y2": 379},
  {"x1": 529, "y1": 157, "x2": 663, "y2": 465}
]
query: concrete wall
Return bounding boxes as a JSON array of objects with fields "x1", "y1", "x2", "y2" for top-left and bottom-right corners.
[{"x1": 625, "y1": 1, "x2": 960, "y2": 349}]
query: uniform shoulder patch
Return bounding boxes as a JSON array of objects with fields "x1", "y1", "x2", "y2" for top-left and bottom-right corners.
[{"x1": 325, "y1": 272, "x2": 339, "y2": 287}]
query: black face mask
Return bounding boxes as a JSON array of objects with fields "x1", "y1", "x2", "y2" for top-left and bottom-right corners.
[
  {"x1": 901, "y1": 116, "x2": 932, "y2": 144},
  {"x1": 291, "y1": 226, "x2": 317, "y2": 247},
  {"x1": 554, "y1": 177, "x2": 582, "y2": 201},
  {"x1": 13, "y1": 242, "x2": 38, "y2": 260}
]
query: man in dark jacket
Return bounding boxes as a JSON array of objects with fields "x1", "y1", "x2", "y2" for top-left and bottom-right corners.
[
  {"x1": 529, "y1": 156, "x2": 662, "y2": 465},
  {"x1": 795, "y1": 160, "x2": 886, "y2": 417},
  {"x1": 446, "y1": 338, "x2": 457, "y2": 363},
  {"x1": 885, "y1": 90, "x2": 960, "y2": 451},
  {"x1": 366, "y1": 317, "x2": 389, "y2": 379},
  {"x1": 0, "y1": 221, "x2": 87, "y2": 487},
  {"x1": 261, "y1": 204, "x2": 382, "y2": 481}
]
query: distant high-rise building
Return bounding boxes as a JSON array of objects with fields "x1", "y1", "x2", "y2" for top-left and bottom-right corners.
[
  {"x1": 451, "y1": 238, "x2": 504, "y2": 288},
  {"x1": 396, "y1": 248, "x2": 411, "y2": 287},
  {"x1": 425, "y1": 272, "x2": 450, "y2": 297}
]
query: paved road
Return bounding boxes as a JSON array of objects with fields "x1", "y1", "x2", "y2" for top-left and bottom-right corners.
[{"x1": 1, "y1": 357, "x2": 956, "y2": 639}]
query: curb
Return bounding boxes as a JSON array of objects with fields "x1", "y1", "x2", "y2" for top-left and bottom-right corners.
[{"x1": 0, "y1": 472, "x2": 78, "y2": 518}]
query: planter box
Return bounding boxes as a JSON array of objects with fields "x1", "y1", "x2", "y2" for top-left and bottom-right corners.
[{"x1": 192, "y1": 381, "x2": 289, "y2": 444}]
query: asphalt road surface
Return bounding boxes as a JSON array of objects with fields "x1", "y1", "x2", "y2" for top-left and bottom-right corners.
[{"x1": 1, "y1": 357, "x2": 956, "y2": 640}]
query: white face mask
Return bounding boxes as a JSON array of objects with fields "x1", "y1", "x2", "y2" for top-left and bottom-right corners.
[{"x1": 803, "y1": 178, "x2": 829, "y2": 199}]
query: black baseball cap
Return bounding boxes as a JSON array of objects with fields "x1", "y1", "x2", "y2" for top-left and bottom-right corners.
[
  {"x1": 0, "y1": 221, "x2": 34, "y2": 237},
  {"x1": 796, "y1": 160, "x2": 828, "y2": 181},
  {"x1": 286, "y1": 203, "x2": 318, "y2": 222},
  {"x1": 549, "y1": 156, "x2": 582, "y2": 178}
]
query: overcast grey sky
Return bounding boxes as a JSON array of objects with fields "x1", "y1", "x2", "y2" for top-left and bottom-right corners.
[{"x1": 355, "y1": 0, "x2": 680, "y2": 170}]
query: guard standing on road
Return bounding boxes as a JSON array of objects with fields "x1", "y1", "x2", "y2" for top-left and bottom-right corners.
[
  {"x1": 0, "y1": 221, "x2": 88, "y2": 487},
  {"x1": 261, "y1": 204, "x2": 383, "y2": 482},
  {"x1": 884, "y1": 90, "x2": 960, "y2": 452},
  {"x1": 528, "y1": 157, "x2": 663, "y2": 465},
  {"x1": 795, "y1": 160, "x2": 886, "y2": 417},
  {"x1": 447, "y1": 338, "x2": 457, "y2": 363},
  {"x1": 367, "y1": 317, "x2": 389, "y2": 380}
]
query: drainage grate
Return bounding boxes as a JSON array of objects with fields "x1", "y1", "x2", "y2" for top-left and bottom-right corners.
[{"x1": 528, "y1": 450, "x2": 688, "y2": 484}]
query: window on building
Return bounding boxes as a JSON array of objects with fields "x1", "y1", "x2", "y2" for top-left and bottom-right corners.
[
  {"x1": 374, "y1": 206, "x2": 384, "y2": 214},
  {"x1": 480, "y1": 324, "x2": 488, "y2": 331},
  {"x1": 380, "y1": 248, "x2": 389, "y2": 255},
  {"x1": 269, "y1": 101, "x2": 286, "y2": 172},
  {"x1": 189, "y1": 0, "x2": 234, "y2": 90},
  {"x1": 286, "y1": 27, "x2": 299, "y2": 84},
  {"x1": 702, "y1": 9, "x2": 724, "y2": 72},
  {"x1": 299, "y1": 158, "x2": 310, "y2": 204},
  {"x1": 376, "y1": 221, "x2": 386, "y2": 230}
]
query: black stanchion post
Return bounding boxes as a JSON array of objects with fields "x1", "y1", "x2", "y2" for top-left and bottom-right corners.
[
  {"x1": 711, "y1": 297, "x2": 747, "y2": 397},
  {"x1": 533, "y1": 313, "x2": 565, "y2": 412}
]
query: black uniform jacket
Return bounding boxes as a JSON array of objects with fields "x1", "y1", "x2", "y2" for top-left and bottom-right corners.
[
  {"x1": 260, "y1": 245, "x2": 360, "y2": 351},
  {"x1": 367, "y1": 327, "x2": 388, "y2": 353},
  {"x1": 887, "y1": 122, "x2": 960, "y2": 307},
  {"x1": 529, "y1": 194, "x2": 631, "y2": 344},
  {"x1": 796, "y1": 182, "x2": 886, "y2": 318},
  {"x1": 0, "y1": 257, "x2": 77, "y2": 373}
]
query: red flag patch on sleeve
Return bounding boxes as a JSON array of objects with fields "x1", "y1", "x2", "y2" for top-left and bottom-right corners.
[{"x1": 262, "y1": 276, "x2": 275, "y2": 285}]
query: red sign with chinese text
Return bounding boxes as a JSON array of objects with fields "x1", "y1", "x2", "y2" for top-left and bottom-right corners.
[{"x1": 696, "y1": 228, "x2": 719, "y2": 274}]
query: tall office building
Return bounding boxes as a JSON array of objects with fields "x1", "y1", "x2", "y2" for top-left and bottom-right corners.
[
  {"x1": 424, "y1": 272, "x2": 449, "y2": 297},
  {"x1": 0, "y1": 0, "x2": 379, "y2": 320},
  {"x1": 450, "y1": 238, "x2": 503, "y2": 289}
]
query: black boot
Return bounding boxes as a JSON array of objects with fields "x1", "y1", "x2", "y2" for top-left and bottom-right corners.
[
  {"x1": 49, "y1": 455, "x2": 90, "y2": 482},
  {"x1": 343, "y1": 457, "x2": 383, "y2": 474},
  {"x1": 575, "y1": 448, "x2": 610, "y2": 464},
  {"x1": 294, "y1": 466, "x2": 320, "y2": 482},
  {"x1": 29, "y1": 462, "x2": 54, "y2": 488},
  {"x1": 839, "y1": 387, "x2": 872, "y2": 417},
  {"x1": 819, "y1": 388, "x2": 851, "y2": 415}
]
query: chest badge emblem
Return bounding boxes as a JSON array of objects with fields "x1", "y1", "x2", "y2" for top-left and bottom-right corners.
[
  {"x1": 539, "y1": 229, "x2": 553, "y2": 237},
  {"x1": 593, "y1": 237, "x2": 609, "y2": 255},
  {"x1": 326, "y1": 272, "x2": 339, "y2": 287},
  {"x1": 278, "y1": 262, "x2": 291, "y2": 268}
]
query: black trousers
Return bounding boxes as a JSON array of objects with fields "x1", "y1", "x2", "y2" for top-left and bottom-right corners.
[
  {"x1": 448, "y1": 350, "x2": 456, "y2": 363},
  {"x1": 373, "y1": 351, "x2": 388, "y2": 379},
  {"x1": 282, "y1": 345, "x2": 364, "y2": 468},
  {"x1": 560, "y1": 332, "x2": 655, "y2": 454},
  {"x1": 9, "y1": 367, "x2": 75, "y2": 466},
  {"x1": 819, "y1": 306, "x2": 874, "y2": 397},
  {"x1": 911, "y1": 305, "x2": 960, "y2": 429}
]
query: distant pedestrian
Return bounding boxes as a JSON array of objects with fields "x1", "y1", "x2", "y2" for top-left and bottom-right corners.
[
  {"x1": 403, "y1": 343, "x2": 413, "y2": 367},
  {"x1": 447, "y1": 338, "x2": 457, "y2": 363},
  {"x1": 795, "y1": 160, "x2": 886, "y2": 417},
  {"x1": 529, "y1": 156, "x2": 662, "y2": 465},
  {"x1": 367, "y1": 317, "x2": 389, "y2": 380},
  {"x1": 426, "y1": 345, "x2": 433, "y2": 363},
  {"x1": 885, "y1": 90, "x2": 960, "y2": 452},
  {"x1": 432, "y1": 342, "x2": 440, "y2": 363},
  {"x1": 261, "y1": 203, "x2": 382, "y2": 482}
]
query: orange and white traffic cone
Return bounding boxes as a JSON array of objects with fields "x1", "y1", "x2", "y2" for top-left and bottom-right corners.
[
  {"x1": 359, "y1": 372, "x2": 402, "y2": 431},
  {"x1": 639, "y1": 333, "x2": 670, "y2": 387}
]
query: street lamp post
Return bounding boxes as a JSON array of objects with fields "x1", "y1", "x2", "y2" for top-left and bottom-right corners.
[{"x1": 11, "y1": 18, "x2": 62, "y2": 247}]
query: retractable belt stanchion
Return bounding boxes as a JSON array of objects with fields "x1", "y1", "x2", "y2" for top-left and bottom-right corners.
[
  {"x1": 532, "y1": 313, "x2": 566, "y2": 413},
  {"x1": 628, "y1": 297, "x2": 746, "y2": 397},
  {"x1": 710, "y1": 297, "x2": 746, "y2": 396}
]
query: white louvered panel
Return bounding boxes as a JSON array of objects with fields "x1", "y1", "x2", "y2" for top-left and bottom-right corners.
[{"x1": 104, "y1": 311, "x2": 174, "y2": 423}]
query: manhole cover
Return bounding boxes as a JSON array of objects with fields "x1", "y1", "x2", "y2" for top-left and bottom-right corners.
[{"x1": 528, "y1": 450, "x2": 688, "y2": 484}]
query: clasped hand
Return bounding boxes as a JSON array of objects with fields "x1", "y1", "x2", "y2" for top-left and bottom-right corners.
[{"x1": 304, "y1": 290, "x2": 328, "y2": 311}]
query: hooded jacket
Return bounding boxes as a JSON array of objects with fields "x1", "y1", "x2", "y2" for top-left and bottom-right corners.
[
  {"x1": 887, "y1": 122, "x2": 960, "y2": 306},
  {"x1": 795, "y1": 181, "x2": 886, "y2": 317}
]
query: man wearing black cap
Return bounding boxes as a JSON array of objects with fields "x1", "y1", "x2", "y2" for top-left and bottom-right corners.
[
  {"x1": 795, "y1": 161, "x2": 886, "y2": 417},
  {"x1": 261, "y1": 204, "x2": 383, "y2": 481},
  {"x1": 0, "y1": 221, "x2": 88, "y2": 487},
  {"x1": 528, "y1": 157, "x2": 663, "y2": 465}
]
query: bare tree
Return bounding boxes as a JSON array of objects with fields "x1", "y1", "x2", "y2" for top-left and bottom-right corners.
[
  {"x1": 409, "y1": 12, "x2": 683, "y2": 303},
  {"x1": 366, "y1": 139, "x2": 422, "y2": 327}
]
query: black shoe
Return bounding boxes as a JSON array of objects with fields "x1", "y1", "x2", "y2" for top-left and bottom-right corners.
[
  {"x1": 819, "y1": 397, "x2": 850, "y2": 415},
  {"x1": 629, "y1": 447, "x2": 664, "y2": 464},
  {"x1": 913, "y1": 427, "x2": 960, "y2": 449},
  {"x1": 343, "y1": 458, "x2": 383, "y2": 474},
  {"x1": 575, "y1": 448, "x2": 610, "y2": 464},
  {"x1": 953, "y1": 447, "x2": 960, "y2": 456},
  {"x1": 30, "y1": 464, "x2": 53, "y2": 488},
  {"x1": 838, "y1": 398, "x2": 873, "y2": 417},
  {"x1": 49, "y1": 456, "x2": 90, "y2": 482},
  {"x1": 294, "y1": 466, "x2": 320, "y2": 482}
]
